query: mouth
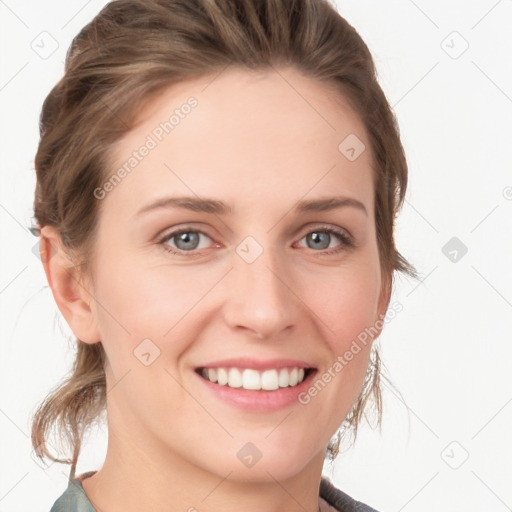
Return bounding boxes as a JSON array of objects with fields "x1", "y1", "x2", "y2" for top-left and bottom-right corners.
[{"x1": 195, "y1": 366, "x2": 317, "y2": 391}]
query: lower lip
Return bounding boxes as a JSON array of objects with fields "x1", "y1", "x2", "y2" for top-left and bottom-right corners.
[{"x1": 195, "y1": 369, "x2": 317, "y2": 412}]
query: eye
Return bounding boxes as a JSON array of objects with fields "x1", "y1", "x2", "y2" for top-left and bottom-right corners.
[
  {"x1": 159, "y1": 228, "x2": 215, "y2": 255},
  {"x1": 157, "y1": 224, "x2": 354, "y2": 257},
  {"x1": 296, "y1": 225, "x2": 354, "y2": 255}
]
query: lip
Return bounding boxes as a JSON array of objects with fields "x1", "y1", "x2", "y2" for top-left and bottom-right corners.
[
  {"x1": 195, "y1": 357, "x2": 314, "y2": 371},
  {"x1": 194, "y1": 362, "x2": 318, "y2": 412}
]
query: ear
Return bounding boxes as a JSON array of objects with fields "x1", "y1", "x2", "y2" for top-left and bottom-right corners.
[{"x1": 39, "y1": 225, "x2": 100, "y2": 344}]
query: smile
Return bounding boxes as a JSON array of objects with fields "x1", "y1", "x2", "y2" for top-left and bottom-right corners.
[{"x1": 197, "y1": 367, "x2": 314, "y2": 391}]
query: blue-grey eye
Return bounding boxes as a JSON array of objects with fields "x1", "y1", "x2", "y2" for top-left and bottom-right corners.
[
  {"x1": 173, "y1": 231, "x2": 201, "y2": 251},
  {"x1": 306, "y1": 231, "x2": 332, "y2": 250}
]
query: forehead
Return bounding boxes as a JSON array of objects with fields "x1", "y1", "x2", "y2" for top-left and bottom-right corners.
[{"x1": 104, "y1": 66, "x2": 374, "y2": 219}]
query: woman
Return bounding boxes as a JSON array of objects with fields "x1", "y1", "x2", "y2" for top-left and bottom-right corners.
[{"x1": 31, "y1": 0, "x2": 417, "y2": 511}]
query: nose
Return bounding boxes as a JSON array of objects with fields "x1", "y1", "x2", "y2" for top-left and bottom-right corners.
[{"x1": 222, "y1": 243, "x2": 301, "y2": 340}]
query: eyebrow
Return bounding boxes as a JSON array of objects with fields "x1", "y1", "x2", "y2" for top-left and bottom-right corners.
[{"x1": 135, "y1": 195, "x2": 368, "y2": 217}]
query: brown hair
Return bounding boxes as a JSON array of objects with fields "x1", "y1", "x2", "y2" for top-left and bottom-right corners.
[{"x1": 31, "y1": 0, "x2": 418, "y2": 478}]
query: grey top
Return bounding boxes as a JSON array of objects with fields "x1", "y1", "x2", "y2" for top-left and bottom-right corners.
[{"x1": 49, "y1": 471, "x2": 379, "y2": 512}]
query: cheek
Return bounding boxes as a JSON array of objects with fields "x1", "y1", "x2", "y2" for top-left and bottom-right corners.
[
  {"x1": 91, "y1": 253, "x2": 221, "y2": 362},
  {"x1": 304, "y1": 260, "x2": 381, "y2": 408},
  {"x1": 312, "y1": 262, "x2": 381, "y2": 350}
]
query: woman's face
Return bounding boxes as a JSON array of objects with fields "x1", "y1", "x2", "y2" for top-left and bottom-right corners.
[{"x1": 85, "y1": 66, "x2": 389, "y2": 481}]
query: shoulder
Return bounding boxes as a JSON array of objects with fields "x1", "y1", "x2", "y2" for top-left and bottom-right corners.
[
  {"x1": 320, "y1": 476, "x2": 380, "y2": 512},
  {"x1": 49, "y1": 472, "x2": 97, "y2": 512}
]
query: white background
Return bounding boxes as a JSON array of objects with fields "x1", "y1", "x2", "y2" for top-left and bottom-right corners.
[{"x1": 1, "y1": 1, "x2": 511, "y2": 511}]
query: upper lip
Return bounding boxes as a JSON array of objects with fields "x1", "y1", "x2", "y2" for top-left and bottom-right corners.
[{"x1": 196, "y1": 358, "x2": 316, "y2": 371}]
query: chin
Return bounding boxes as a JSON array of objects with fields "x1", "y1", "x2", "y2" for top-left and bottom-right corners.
[{"x1": 210, "y1": 440, "x2": 322, "y2": 484}]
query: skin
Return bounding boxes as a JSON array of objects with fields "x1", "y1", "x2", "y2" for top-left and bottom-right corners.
[{"x1": 41, "y1": 66, "x2": 391, "y2": 512}]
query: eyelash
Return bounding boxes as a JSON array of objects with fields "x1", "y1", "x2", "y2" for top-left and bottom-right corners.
[{"x1": 157, "y1": 224, "x2": 354, "y2": 257}]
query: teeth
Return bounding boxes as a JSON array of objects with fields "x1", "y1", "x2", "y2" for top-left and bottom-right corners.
[
  {"x1": 243, "y1": 369, "x2": 261, "y2": 390},
  {"x1": 228, "y1": 368, "x2": 242, "y2": 388},
  {"x1": 278, "y1": 368, "x2": 289, "y2": 387},
  {"x1": 217, "y1": 368, "x2": 228, "y2": 386},
  {"x1": 199, "y1": 366, "x2": 308, "y2": 390},
  {"x1": 261, "y1": 369, "x2": 279, "y2": 390}
]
